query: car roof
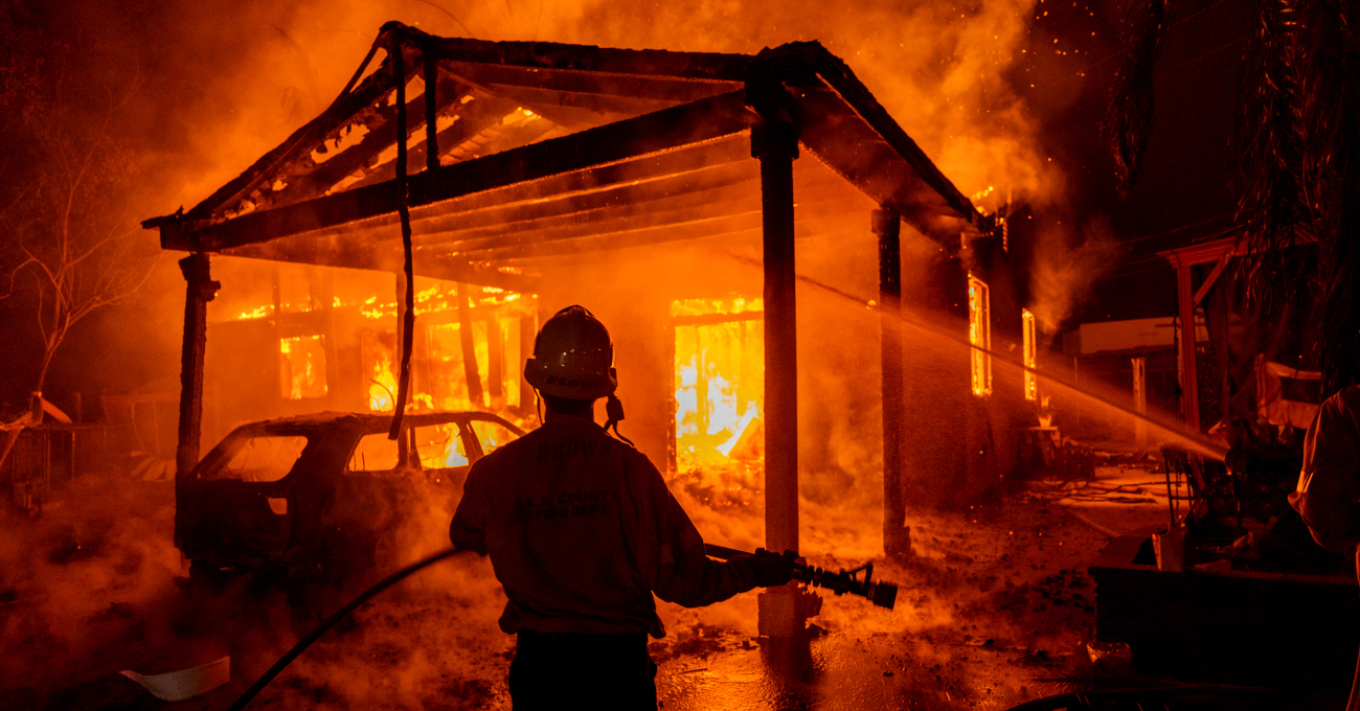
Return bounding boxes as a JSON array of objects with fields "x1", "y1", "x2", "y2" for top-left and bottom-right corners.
[{"x1": 227, "y1": 411, "x2": 524, "y2": 437}]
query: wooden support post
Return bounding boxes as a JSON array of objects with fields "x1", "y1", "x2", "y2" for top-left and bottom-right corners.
[
  {"x1": 875, "y1": 207, "x2": 910, "y2": 558},
  {"x1": 1174, "y1": 263, "x2": 1201, "y2": 431},
  {"x1": 755, "y1": 112, "x2": 799, "y2": 559},
  {"x1": 457, "y1": 282, "x2": 485, "y2": 408},
  {"x1": 488, "y1": 314, "x2": 505, "y2": 406},
  {"x1": 520, "y1": 314, "x2": 536, "y2": 414},
  {"x1": 750, "y1": 74, "x2": 820, "y2": 638},
  {"x1": 424, "y1": 53, "x2": 439, "y2": 173},
  {"x1": 176, "y1": 253, "x2": 220, "y2": 483}
]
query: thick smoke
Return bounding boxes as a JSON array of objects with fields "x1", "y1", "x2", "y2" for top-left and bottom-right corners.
[
  {"x1": 1028, "y1": 215, "x2": 1121, "y2": 338},
  {"x1": 0, "y1": 0, "x2": 1099, "y2": 707}
]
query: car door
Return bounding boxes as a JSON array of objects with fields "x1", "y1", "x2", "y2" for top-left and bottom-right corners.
[{"x1": 180, "y1": 433, "x2": 308, "y2": 567}]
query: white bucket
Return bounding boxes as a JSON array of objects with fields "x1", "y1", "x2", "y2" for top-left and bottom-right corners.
[
  {"x1": 120, "y1": 656, "x2": 230, "y2": 702},
  {"x1": 1152, "y1": 526, "x2": 1186, "y2": 572}
]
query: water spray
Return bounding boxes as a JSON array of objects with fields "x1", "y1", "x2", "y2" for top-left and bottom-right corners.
[{"x1": 719, "y1": 250, "x2": 1228, "y2": 461}]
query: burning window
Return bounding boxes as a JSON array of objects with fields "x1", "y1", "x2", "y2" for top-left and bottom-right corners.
[
  {"x1": 672, "y1": 297, "x2": 764, "y2": 474},
  {"x1": 968, "y1": 275, "x2": 992, "y2": 397},
  {"x1": 470, "y1": 419, "x2": 517, "y2": 456},
  {"x1": 363, "y1": 312, "x2": 527, "y2": 414},
  {"x1": 279, "y1": 335, "x2": 328, "y2": 399},
  {"x1": 1022, "y1": 308, "x2": 1037, "y2": 401},
  {"x1": 350, "y1": 424, "x2": 471, "y2": 471}
]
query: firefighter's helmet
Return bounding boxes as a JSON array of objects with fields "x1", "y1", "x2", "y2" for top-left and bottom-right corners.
[{"x1": 524, "y1": 305, "x2": 617, "y2": 400}]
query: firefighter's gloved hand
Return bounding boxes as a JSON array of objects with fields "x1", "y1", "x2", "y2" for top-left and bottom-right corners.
[{"x1": 749, "y1": 548, "x2": 795, "y2": 587}]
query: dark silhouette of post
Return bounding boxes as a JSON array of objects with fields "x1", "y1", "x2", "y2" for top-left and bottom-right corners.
[
  {"x1": 176, "y1": 253, "x2": 220, "y2": 481},
  {"x1": 750, "y1": 67, "x2": 821, "y2": 638},
  {"x1": 875, "y1": 208, "x2": 910, "y2": 558}
]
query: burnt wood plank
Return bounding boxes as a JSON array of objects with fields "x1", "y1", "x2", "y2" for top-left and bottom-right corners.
[
  {"x1": 410, "y1": 172, "x2": 846, "y2": 251},
  {"x1": 432, "y1": 192, "x2": 763, "y2": 253},
  {"x1": 474, "y1": 81, "x2": 679, "y2": 118},
  {"x1": 349, "y1": 115, "x2": 556, "y2": 191},
  {"x1": 360, "y1": 134, "x2": 754, "y2": 239},
  {"x1": 472, "y1": 216, "x2": 765, "y2": 261},
  {"x1": 802, "y1": 49, "x2": 976, "y2": 221},
  {"x1": 267, "y1": 78, "x2": 505, "y2": 209},
  {"x1": 256, "y1": 135, "x2": 753, "y2": 248},
  {"x1": 502, "y1": 221, "x2": 839, "y2": 268},
  {"x1": 796, "y1": 88, "x2": 970, "y2": 241},
  {"x1": 223, "y1": 236, "x2": 537, "y2": 292},
  {"x1": 182, "y1": 36, "x2": 416, "y2": 221},
  {"x1": 406, "y1": 159, "x2": 758, "y2": 241},
  {"x1": 181, "y1": 91, "x2": 755, "y2": 251},
  {"x1": 440, "y1": 59, "x2": 743, "y2": 103},
  {"x1": 413, "y1": 29, "x2": 752, "y2": 84},
  {"x1": 461, "y1": 196, "x2": 844, "y2": 262}
]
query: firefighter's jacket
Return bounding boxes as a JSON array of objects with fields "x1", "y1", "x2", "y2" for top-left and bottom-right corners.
[
  {"x1": 1291, "y1": 385, "x2": 1360, "y2": 555},
  {"x1": 450, "y1": 412, "x2": 757, "y2": 637}
]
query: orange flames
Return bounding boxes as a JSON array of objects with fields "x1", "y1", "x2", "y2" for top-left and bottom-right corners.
[
  {"x1": 279, "y1": 335, "x2": 328, "y2": 399},
  {"x1": 968, "y1": 275, "x2": 992, "y2": 397},
  {"x1": 672, "y1": 297, "x2": 764, "y2": 495},
  {"x1": 1022, "y1": 308, "x2": 1037, "y2": 402},
  {"x1": 369, "y1": 348, "x2": 398, "y2": 411}
]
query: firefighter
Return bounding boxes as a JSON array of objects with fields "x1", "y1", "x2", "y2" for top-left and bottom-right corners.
[
  {"x1": 1290, "y1": 385, "x2": 1360, "y2": 556},
  {"x1": 1289, "y1": 384, "x2": 1360, "y2": 711},
  {"x1": 449, "y1": 305, "x2": 792, "y2": 710}
]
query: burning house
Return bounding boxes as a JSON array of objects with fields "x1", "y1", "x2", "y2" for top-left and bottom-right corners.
[{"x1": 140, "y1": 22, "x2": 1047, "y2": 636}]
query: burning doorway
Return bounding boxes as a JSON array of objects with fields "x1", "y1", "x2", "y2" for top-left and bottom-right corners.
[{"x1": 671, "y1": 297, "x2": 765, "y2": 480}]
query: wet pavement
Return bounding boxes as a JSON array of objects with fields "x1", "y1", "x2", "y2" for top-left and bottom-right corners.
[{"x1": 5, "y1": 457, "x2": 1333, "y2": 710}]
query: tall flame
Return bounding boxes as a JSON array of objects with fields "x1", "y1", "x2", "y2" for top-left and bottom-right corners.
[
  {"x1": 279, "y1": 335, "x2": 328, "y2": 399},
  {"x1": 369, "y1": 349, "x2": 398, "y2": 412},
  {"x1": 1022, "y1": 308, "x2": 1038, "y2": 402},
  {"x1": 968, "y1": 275, "x2": 992, "y2": 397}
]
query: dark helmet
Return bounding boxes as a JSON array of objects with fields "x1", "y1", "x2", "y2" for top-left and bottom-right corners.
[{"x1": 523, "y1": 306, "x2": 617, "y2": 399}]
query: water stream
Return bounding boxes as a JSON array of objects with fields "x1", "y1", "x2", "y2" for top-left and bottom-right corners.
[{"x1": 721, "y1": 250, "x2": 1229, "y2": 462}]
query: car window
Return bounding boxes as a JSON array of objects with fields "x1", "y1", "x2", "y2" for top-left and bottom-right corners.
[
  {"x1": 470, "y1": 420, "x2": 518, "y2": 456},
  {"x1": 349, "y1": 433, "x2": 400, "y2": 472},
  {"x1": 413, "y1": 423, "x2": 469, "y2": 468},
  {"x1": 349, "y1": 423, "x2": 471, "y2": 471},
  {"x1": 220, "y1": 436, "x2": 308, "y2": 482}
]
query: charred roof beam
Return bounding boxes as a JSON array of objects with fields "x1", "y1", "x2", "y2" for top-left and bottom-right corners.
[
  {"x1": 177, "y1": 29, "x2": 426, "y2": 222},
  {"x1": 222, "y1": 235, "x2": 537, "y2": 292},
  {"x1": 266, "y1": 74, "x2": 490, "y2": 208},
  {"x1": 155, "y1": 90, "x2": 756, "y2": 253},
  {"x1": 413, "y1": 179, "x2": 762, "y2": 248}
]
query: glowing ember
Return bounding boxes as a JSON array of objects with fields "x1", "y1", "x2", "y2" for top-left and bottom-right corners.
[{"x1": 238, "y1": 304, "x2": 274, "y2": 320}]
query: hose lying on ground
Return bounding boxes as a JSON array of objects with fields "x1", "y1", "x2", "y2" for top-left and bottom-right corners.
[{"x1": 226, "y1": 548, "x2": 463, "y2": 711}]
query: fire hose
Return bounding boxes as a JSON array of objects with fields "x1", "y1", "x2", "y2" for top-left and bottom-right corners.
[
  {"x1": 225, "y1": 548, "x2": 462, "y2": 711},
  {"x1": 227, "y1": 544, "x2": 896, "y2": 709},
  {"x1": 704, "y1": 544, "x2": 899, "y2": 610}
]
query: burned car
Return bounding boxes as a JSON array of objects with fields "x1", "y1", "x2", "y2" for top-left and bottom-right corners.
[{"x1": 178, "y1": 411, "x2": 523, "y2": 586}]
